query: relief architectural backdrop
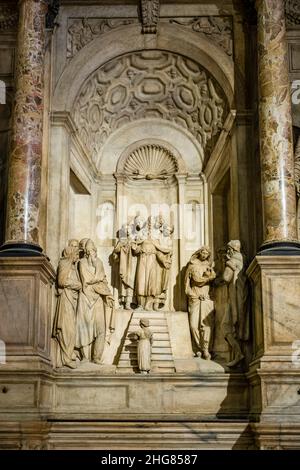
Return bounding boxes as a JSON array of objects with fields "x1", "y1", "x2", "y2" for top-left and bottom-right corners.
[{"x1": 0, "y1": 0, "x2": 299, "y2": 451}]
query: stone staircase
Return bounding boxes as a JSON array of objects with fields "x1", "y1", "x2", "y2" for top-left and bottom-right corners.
[{"x1": 116, "y1": 310, "x2": 175, "y2": 374}]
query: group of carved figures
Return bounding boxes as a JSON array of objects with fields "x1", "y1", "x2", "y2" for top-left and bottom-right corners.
[
  {"x1": 53, "y1": 225, "x2": 249, "y2": 370},
  {"x1": 185, "y1": 240, "x2": 249, "y2": 368},
  {"x1": 52, "y1": 238, "x2": 115, "y2": 369},
  {"x1": 113, "y1": 214, "x2": 174, "y2": 311}
]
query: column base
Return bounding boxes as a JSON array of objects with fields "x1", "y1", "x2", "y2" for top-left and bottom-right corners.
[
  {"x1": 0, "y1": 243, "x2": 45, "y2": 258},
  {"x1": 257, "y1": 241, "x2": 300, "y2": 256}
]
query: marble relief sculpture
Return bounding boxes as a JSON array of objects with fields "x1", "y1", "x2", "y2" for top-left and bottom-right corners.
[
  {"x1": 113, "y1": 224, "x2": 136, "y2": 310},
  {"x1": 185, "y1": 246, "x2": 216, "y2": 360},
  {"x1": 52, "y1": 243, "x2": 81, "y2": 369},
  {"x1": 219, "y1": 240, "x2": 250, "y2": 368},
  {"x1": 113, "y1": 214, "x2": 173, "y2": 311},
  {"x1": 53, "y1": 238, "x2": 115, "y2": 368},
  {"x1": 76, "y1": 239, "x2": 115, "y2": 364},
  {"x1": 133, "y1": 318, "x2": 153, "y2": 374},
  {"x1": 132, "y1": 216, "x2": 173, "y2": 311}
]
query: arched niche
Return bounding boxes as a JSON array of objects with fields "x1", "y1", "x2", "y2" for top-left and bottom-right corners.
[
  {"x1": 95, "y1": 134, "x2": 207, "y2": 311},
  {"x1": 99, "y1": 120, "x2": 201, "y2": 175},
  {"x1": 52, "y1": 23, "x2": 234, "y2": 112}
]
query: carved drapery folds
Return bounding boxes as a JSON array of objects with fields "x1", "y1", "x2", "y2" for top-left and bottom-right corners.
[
  {"x1": 72, "y1": 51, "x2": 228, "y2": 164},
  {"x1": 170, "y1": 17, "x2": 233, "y2": 57},
  {"x1": 140, "y1": 0, "x2": 160, "y2": 34}
]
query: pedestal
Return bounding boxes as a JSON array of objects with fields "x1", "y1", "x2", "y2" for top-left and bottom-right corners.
[
  {"x1": 247, "y1": 256, "x2": 300, "y2": 447},
  {"x1": 0, "y1": 257, "x2": 55, "y2": 424}
]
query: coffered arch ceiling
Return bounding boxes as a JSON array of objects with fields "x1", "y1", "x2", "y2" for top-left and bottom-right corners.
[{"x1": 71, "y1": 50, "x2": 229, "y2": 165}]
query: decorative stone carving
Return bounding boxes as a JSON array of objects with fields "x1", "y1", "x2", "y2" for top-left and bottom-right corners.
[
  {"x1": 124, "y1": 144, "x2": 178, "y2": 180},
  {"x1": 169, "y1": 16, "x2": 233, "y2": 57},
  {"x1": 140, "y1": 0, "x2": 160, "y2": 34},
  {"x1": 76, "y1": 239, "x2": 115, "y2": 364},
  {"x1": 132, "y1": 215, "x2": 173, "y2": 311},
  {"x1": 219, "y1": 240, "x2": 250, "y2": 368},
  {"x1": 52, "y1": 240, "x2": 81, "y2": 369},
  {"x1": 73, "y1": 51, "x2": 227, "y2": 163},
  {"x1": 53, "y1": 238, "x2": 115, "y2": 368},
  {"x1": 0, "y1": 5, "x2": 18, "y2": 31},
  {"x1": 133, "y1": 318, "x2": 153, "y2": 374},
  {"x1": 285, "y1": 0, "x2": 300, "y2": 26},
  {"x1": 185, "y1": 246, "x2": 216, "y2": 360},
  {"x1": 67, "y1": 18, "x2": 138, "y2": 58}
]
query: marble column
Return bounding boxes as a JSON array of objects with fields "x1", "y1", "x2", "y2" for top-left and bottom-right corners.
[
  {"x1": 0, "y1": 0, "x2": 48, "y2": 256},
  {"x1": 256, "y1": 0, "x2": 300, "y2": 253}
]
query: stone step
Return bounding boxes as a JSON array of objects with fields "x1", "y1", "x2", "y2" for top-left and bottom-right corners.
[
  {"x1": 123, "y1": 346, "x2": 173, "y2": 354},
  {"x1": 151, "y1": 360, "x2": 175, "y2": 368},
  {"x1": 116, "y1": 367, "x2": 175, "y2": 374},
  {"x1": 129, "y1": 310, "x2": 168, "y2": 317},
  {"x1": 120, "y1": 354, "x2": 174, "y2": 361},
  {"x1": 127, "y1": 325, "x2": 169, "y2": 333},
  {"x1": 124, "y1": 339, "x2": 170, "y2": 347},
  {"x1": 119, "y1": 358, "x2": 175, "y2": 367},
  {"x1": 117, "y1": 310, "x2": 175, "y2": 373},
  {"x1": 130, "y1": 319, "x2": 166, "y2": 326}
]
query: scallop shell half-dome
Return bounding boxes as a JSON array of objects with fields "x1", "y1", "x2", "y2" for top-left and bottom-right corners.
[{"x1": 124, "y1": 144, "x2": 178, "y2": 176}]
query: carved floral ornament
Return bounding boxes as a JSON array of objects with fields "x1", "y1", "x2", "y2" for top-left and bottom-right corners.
[
  {"x1": 72, "y1": 51, "x2": 228, "y2": 165},
  {"x1": 67, "y1": 16, "x2": 233, "y2": 59}
]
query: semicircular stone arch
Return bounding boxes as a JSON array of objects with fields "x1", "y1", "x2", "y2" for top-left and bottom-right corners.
[{"x1": 72, "y1": 50, "x2": 229, "y2": 166}]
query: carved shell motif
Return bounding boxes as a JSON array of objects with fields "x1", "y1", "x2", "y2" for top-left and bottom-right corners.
[{"x1": 124, "y1": 145, "x2": 178, "y2": 180}]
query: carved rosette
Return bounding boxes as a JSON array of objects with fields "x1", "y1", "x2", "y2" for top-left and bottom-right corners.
[{"x1": 72, "y1": 51, "x2": 228, "y2": 164}]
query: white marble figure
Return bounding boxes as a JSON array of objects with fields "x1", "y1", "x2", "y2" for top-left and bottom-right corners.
[
  {"x1": 221, "y1": 240, "x2": 250, "y2": 368},
  {"x1": 113, "y1": 224, "x2": 136, "y2": 310},
  {"x1": 53, "y1": 241, "x2": 81, "y2": 369},
  {"x1": 133, "y1": 318, "x2": 153, "y2": 374},
  {"x1": 185, "y1": 246, "x2": 216, "y2": 360},
  {"x1": 76, "y1": 239, "x2": 115, "y2": 364}
]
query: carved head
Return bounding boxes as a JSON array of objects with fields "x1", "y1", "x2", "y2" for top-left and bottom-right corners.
[
  {"x1": 227, "y1": 240, "x2": 241, "y2": 255},
  {"x1": 195, "y1": 245, "x2": 211, "y2": 262},
  {"x1": 62, "y1": 246, "x2": 75, "y2": 262},
  {"x1": 85, "y1": 239, "x2": 97, "y2": 259},
  {"x1": 68, "y1": 239, "x2": 79, "y2": 261},
  {"x1": 79, "y1": 238, "x2": 89, "y2": 258}
]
